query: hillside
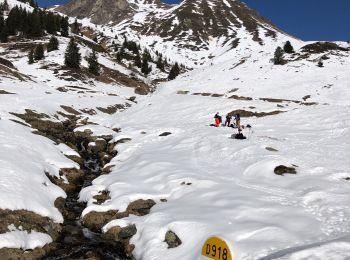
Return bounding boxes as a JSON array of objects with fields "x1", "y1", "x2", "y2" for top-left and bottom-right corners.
[
  {"x1": 54, "y1": 0, "x2": 299, "y2": 68},
  {"x1": 1, "y1": 0, "x2": 350, "y2": 259}
]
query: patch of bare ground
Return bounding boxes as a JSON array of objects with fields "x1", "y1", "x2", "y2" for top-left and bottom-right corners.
[
  {"x1": 97, "y1": 65, "x2": 153, "y2": 95},
  {"x1": 0, "y1": 244, "x2": 55, "y2": 260},
  {"x1": 97, "y1": 104, "x2": 125, "y2": 114},
  {"x1": 228, "y1": 109, "x2": 284, "y2": 118},
  {"x1": 0, "y1": 57, "x2": 16, "y2": 69},
  {"x1": 177, "y1": 90, "x2": 190, "y2": 95},
  {"x1": 60, "y1": 105, "x2": 82, "y2": 116},
  {"x1": 192, "y1": 92, "x2": 212, "y2": 96},
  {"x1": 0, "y1": 64, "x2": 31, "y2": 81},
  {"x1": 260, "y1": 97, "x2": 300, "y2": 103},
  {"x1": 260, "y1": 97, "x2": 318, "y2": 106},
  {"x1": 301, "y1": 42, "x2": 348, "y2": 54},
  {"x1": 229, "y1": 94, "x2": 253, "y2": 101}
]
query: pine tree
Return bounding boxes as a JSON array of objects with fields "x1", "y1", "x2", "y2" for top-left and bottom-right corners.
[
  {"x1": 0, "y1": 13, "x2": 7, "y2": 42},
  {"x1": 47, "y1": 35, "x2": 59, "y2": 52},
  {"x1": 283, "y1": 41, "x2": 294, "y2": 54},
  {"x1": 3, "y1": 0, "x2": 9, "y2": 11},
  {"x1": 168, "y1": 62, "x2": 180, "y2": 80},
  {"x1": 72, "y1": 19, "x2": 79, "y2": 34},
  {"x1": 60, "y1": 17, "x2": 69, "y2": 37},
  {"x1": 141, "y1": 57, "x2": 151, "y2": 75},
  {"x1": 134, "y1": 53, "x2": 141, "y2": 68},
  {"x1": 28, "y1": 10, "x2": 43, "y2": 37},
  {"x1": 28, "y1": 48, "x2": 34, "y2": 64},
  {"x1": 34, "y1": 44, "x2": 44, "y2": 60},
  {"x1": 64, "y1": 38, "x2": 81, "y2": 68},
  {"x1": 142, "y1": 49, "x2": 152, "y2": 62},
  {"x1": 274, "y1": 47, "x2": 284, "y2": 65},
  {"x1": 87, "y1": 50, "x2": 100, "y2": 75},
  {"x1": 156, "y1": 56, "x2": 164, "y2": 71},
  {"x1": 0, "y1": 25, "x2": 7, "y2": 43}
]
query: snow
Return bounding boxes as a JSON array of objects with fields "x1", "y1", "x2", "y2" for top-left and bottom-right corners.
[
  {"x1": 0, "y1": 228, "x2": 52, "y2": 250},
  {"x1": 77, "y1": 45, "x2": 350, "y2": 259},
  {"x1": 1, "y1": 1, "x2": 350, "y2": 258}
]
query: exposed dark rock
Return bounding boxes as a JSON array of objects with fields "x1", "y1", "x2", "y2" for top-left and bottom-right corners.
[
  {"x1": 159, "y1": 132, "x2": 172, "y2": 136},
  {"x1": 97, "y1": 104, "x2": 125, "y2": 114},
  {"x1": 0, "y1": 89, "x2": 15, "y2": 94},
  {"x1": 82, "y1": 210, "x2": 120, "y2": 233},
  {"x1": 164, "y1": 230, "x2": 182, "y2": 248},
  {"x1": 266, "y1": 147, "x2": 278, "y2": 152},
  {"x1": 274, "y1": 165, "x2": 297, "y2": 176},
  {"x1": 127, "y1": 199, "x2": 156, "y2": 216},
  {"x1": 93, "y1": 190, "x2": 111, "y2": 205}
]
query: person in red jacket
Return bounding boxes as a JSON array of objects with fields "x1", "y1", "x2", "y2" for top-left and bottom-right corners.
[{"x1": 214, "y1": 112, "x2": 220, "y2": 127}]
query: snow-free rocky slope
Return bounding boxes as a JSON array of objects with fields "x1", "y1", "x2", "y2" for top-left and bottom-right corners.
[{"x1": 1, "y1": 0, "x2": 350, "y2": 259}]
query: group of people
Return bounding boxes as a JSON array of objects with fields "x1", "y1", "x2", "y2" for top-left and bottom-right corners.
[
  {"x1": 214, "y1": 112, "x2": 248, "y2": 140},
  {"x1": 214, "y1": 112, "x2": 241, "y2": 131}
]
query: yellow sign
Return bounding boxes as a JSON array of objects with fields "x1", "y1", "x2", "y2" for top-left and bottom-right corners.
[{"x1": 201, "y1": 236, "x2": 233, "y2": 260}]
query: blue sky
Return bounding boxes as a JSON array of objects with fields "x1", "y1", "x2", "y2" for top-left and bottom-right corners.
[{"x1": 38, "y1": 0, "x2": 350, "y2": 41}]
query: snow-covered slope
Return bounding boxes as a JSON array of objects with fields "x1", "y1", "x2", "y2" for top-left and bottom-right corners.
[
  {"x1": 1, "y1": 0, "x2": 350, "y2": 258},
  {"x1": 75, "y1": 42, "x2": 350, "y2": 259},
  {"x1": 55, "y1": 0, "x2": 299, "y2": 68}
]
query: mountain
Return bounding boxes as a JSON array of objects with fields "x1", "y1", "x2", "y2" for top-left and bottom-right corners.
[
  {"x1": 1, "y1": 0, "x2": 350, "y2": 259},
  {"x1": 55, "y1": 0, "x2": 297, "y2": 67}
]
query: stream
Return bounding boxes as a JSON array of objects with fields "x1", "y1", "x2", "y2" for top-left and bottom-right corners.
[{"x1": 45, "y1": 138, "x2": 131, "y2": 260}]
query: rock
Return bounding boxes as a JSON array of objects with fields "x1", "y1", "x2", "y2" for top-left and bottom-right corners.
[
  {"x1": 159, "y1": 132, "x2": 172, "y2": 137},
  {"x1": 102, "y1": 164, "x2": 115, "y2": 174},
  {"x1": 116, "y1": 138, "x2": 132, "y2": 144},
  {"x1": 164, "y1": 231, "x2": 182, "y2": 248},
  {"x1": 59, "y1": 168, "x2": 84, "y2": 183},
  {"x1": 103, "y1": 224, "x2": 137, "y2": 241},
  {"x1": 119, "y1": 225, "x2": 137, "y2": 239},
  {"x1": 54, "y1": 197, "x2": 66, "y2": 213},
  {"x1": 265, "y1": 147, "x2": 278, "y2": 152},
  {"x1": 82, "y1": 210, "x2": 119, "y2": 232},
  {"x1": 93, "y1": 190, "x2": 111, "y2": 205},
  {"x1": 66, "y1": 154, "x2": 84, "y2": 165},
  {"x1": 274, "y1": 165, "x2": 297, "y2": 176},
  {"x1": 126, "y1": 199, "x2": 156, "y2": 216},
  {"x1": 160, "y1": 198, "x2": 168, "y2": 202}
]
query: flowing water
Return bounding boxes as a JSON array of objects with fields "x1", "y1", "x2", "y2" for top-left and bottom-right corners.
[{"x1": 45, "y1": 138, "x2": 131, "y2": 260}]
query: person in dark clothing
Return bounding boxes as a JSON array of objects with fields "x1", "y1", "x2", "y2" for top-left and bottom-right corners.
[{"x1": 225, "y1": 114, "x2": 232, "y2": 127}]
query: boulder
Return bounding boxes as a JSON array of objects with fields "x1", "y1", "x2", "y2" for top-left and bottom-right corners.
[
  {"x1": 274, "y1": 165, "x2": 297, "y2": 175},
  {"x1": 126, "y1": 199, "x2": 156, "y2": 216},
  {"x1": 164, "y1": 231, "x2": 182, "y2": 248}
]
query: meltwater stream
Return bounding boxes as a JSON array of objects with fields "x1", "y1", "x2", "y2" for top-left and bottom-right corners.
[{"x1": 45, "y1": 138, "x2": 131, "y2": 260}]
